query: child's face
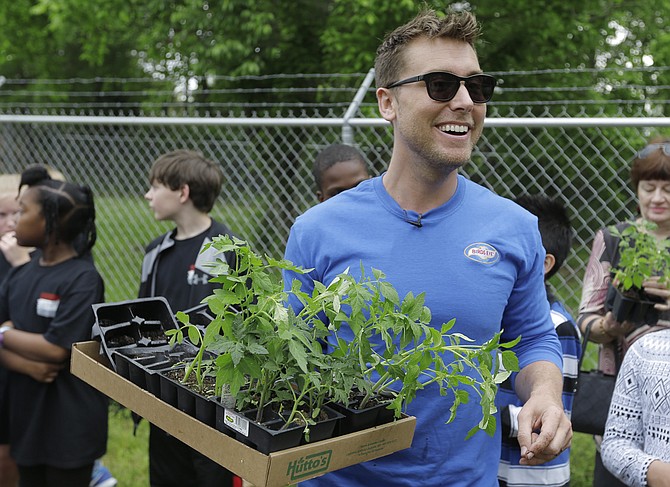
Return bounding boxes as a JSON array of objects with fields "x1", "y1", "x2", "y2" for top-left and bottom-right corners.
[
  {"x1": 144, "y1": 181, "x2": 184, "y2": 221},
  {"x1": 0, "y1": 195, "x2": 19, "y2": 236},
  {"x1": 317, "y1": 160, "x2": 370, "y2": 202},
  {"x1": 15, "y1": 188, "x2": 46, "y2": 248}
]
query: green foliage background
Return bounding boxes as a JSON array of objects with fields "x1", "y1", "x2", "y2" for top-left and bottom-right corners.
[{"x1": 1, "y1": 0, "x2": 668, "y2": 109}]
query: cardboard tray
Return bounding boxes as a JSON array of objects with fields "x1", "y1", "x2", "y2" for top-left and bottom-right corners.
[{"x1": 71, "y1": 341, "x2": 416, "y2": 487}]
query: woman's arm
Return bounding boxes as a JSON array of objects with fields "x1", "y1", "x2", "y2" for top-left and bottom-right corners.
[
  {"x1": 601, "y1": 345, "x2": 659, "y2": 487},
  {"x1": 647, "y1": 460, "x2": 670, "y2": 487},
  {"x1": 1, "y1": 324, "x2": 69, "y2": 363},
  {"x1": 0, "y1": 348, "x2": 64, "y2": 382},
  {"x1": 577, "y1": 229, "x2": 634, "y2": 343}
]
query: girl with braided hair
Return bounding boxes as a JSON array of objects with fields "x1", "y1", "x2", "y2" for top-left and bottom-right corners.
[{"x1": 0, "y1": 165, "x2": 108, "y2": 487}]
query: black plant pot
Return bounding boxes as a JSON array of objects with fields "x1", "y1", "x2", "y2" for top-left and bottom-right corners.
[
  {"x1": 605, "y1": 285, "x2": 661, "y2": 324},
  {"x1": 158, "y1": 368, "x2": 183, "y2": 411},
  {"x1": 127, "y1": 357, "x2": 152, "y2": 388},
  {"x1": 159, "y1": 364, "x2": 223, "y2": 421},
  {"x1": 176, "y1": 382, "x2": 197, "y2": 416},
  {"x1": 194, "y1": 394, "x2": 218, "y2": 428},
  {"x1": 113, "y1": 352, "x2": 133, "y2": 381},
  {"x1": 297, "y1": 406, "x2": 343, "y2": 444},
  {"x1": 145, "y1": 360, "x2": 179, "y2": 396},
  {"x1": 329, "y1": 390, "x2": 395, "y2": 435},
  {"x1": 94, "y1": 297, "x2": 179, "y2": 370},
  {"x1": 113, "y1": 349, "x2": 167, "y2": 388},
  {"x1": 220, "y1": 408, "x2": 304, "y2": 454},
  {"x1": 140, "y1": 344, "x2": 201, "y2": 396}
]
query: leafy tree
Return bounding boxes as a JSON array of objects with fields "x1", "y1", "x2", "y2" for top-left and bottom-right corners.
[{"x1": 0, "y1": 0, "x2": 667, "y2": 109}]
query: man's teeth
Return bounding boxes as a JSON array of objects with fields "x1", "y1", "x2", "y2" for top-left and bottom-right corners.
[{"x1": 439, "y1": 124, "x2": 468, "y2": 134}]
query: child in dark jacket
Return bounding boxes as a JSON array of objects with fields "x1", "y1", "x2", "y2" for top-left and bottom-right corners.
[{"x1": 140, "y1": 149, "x2": 238, "y2": 487}]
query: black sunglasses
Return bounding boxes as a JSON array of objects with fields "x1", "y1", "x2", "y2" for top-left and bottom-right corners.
[
  {"x1": 637, "y1": 143, "x2": 670, "y2": 160},
  {"x1": 385, "y1": 71, "x2": 497, "y2": 103}
]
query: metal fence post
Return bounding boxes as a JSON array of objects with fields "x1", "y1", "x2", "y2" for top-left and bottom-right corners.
[{"x1": 342, "y1": 68, "x2": 376, "y2": 145}]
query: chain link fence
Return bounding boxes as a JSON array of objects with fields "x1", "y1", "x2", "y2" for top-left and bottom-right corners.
[{"x1": 1, "y1": 70, "x2": 669, "y2": 318}]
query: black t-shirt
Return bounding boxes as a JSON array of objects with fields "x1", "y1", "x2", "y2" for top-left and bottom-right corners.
[
  {"x1": 154, "y1": 230, "x2": 217, "y2": 313},
  {"x1": 0, "y1": 256, "x2": 108, "y2": 467},
  {"x1": 0, "y1": 252, "x2": 11, "y2": 278}
]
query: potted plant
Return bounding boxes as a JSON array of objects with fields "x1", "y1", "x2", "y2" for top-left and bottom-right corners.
[
  {"x1": 607, "y1": 221, "x2": 670, "y2": 323},
  {"x1": 198, "y1": 236, "x2": 342, "y2": 451},
  {"x1": 163, "y1": 314, "x2": 221, "y2": 425},
  {"x1": 167, "y1": 236, "x2": 519, "y2": 452},
  {"x1": 290, "y1": 265, "x2": 518, "y2": 437}
]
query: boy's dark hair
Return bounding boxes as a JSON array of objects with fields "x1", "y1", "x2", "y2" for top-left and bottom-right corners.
[
  {"x1": 19, "y1": 164, "x2": 96, "y2": 255},
  {"x1": 149, "y1": 150, "x2": 223, "y2": 213},
  {"x1": 312, "y1": 144, "x2": 368, "y2": 191},
  {"x1": 515, "y1": 194, "x2": 572, "y2": 280}
]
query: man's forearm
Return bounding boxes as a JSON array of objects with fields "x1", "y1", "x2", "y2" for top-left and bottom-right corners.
[{"x1": 514, "y1": 360, "x2": 563, "y2": 404}]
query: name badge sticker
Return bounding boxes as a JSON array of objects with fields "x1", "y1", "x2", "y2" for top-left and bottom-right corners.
[{"x1": 464, "y1": 243, "x2": 500, "y2": 265}]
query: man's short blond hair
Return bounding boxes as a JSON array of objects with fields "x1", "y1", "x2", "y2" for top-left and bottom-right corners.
[{"x1": 374, "y1": 9, "x2": 481, "y2": 89}]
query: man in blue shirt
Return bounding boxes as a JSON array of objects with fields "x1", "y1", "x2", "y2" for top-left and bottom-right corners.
[{"x1": 283, "y1": 8, "x2": 572, "y2": 487}]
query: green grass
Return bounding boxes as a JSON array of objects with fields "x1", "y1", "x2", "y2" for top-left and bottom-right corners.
[
  {"x1": 104, "y1": 404, "x2": 149, "y2": 487},
  {"x1": 102, "y1": 405, "x2": 597, "y2": 486},
  {"x1": 570, "y1": 432, "x2": 597, "y2": 486}
]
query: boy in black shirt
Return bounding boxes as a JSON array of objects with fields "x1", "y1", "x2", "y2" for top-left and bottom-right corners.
[{"x1": 140, "y1": 149, "x2": 237, "y2": 487}]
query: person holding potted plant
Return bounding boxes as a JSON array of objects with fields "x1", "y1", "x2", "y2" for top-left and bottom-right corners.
[
  {"x1": 577, "y1": 136, "x2": 670, "y2": 486},
  {"x1": 283, "y1": 8, "x2": 570, "y2": 487}
]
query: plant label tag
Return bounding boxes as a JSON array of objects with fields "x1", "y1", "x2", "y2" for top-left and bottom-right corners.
[{"x1": 223, "y1": 408, "x2": 250, "y2": 437}]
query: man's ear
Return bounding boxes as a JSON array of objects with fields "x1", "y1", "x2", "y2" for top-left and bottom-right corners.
[
  {"x1": 376, "y1": 87, "x2": 396, "y2": 122},
  {"x1": 316, "y1": 190, "x2": 324, "y2": 203},
  {"x1": 543, "y1": 253, "x2": 556, "y2": 277}
]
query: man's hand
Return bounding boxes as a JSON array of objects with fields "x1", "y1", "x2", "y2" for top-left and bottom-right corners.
[
  {"x1": 517, "y1": 395, "x2": 572, "y2": 465},
  {"x1": 514, "y1": 361, "x2": 572, "y2": 465}
]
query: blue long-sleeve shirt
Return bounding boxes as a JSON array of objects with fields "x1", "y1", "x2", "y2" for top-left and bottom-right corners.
[{"x1": 283, "y1": 175, "x2": 562, "y2": 487}]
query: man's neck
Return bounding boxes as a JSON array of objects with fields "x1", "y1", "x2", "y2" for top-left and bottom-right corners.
[{"x1": 383, "y1": 161, "x2": 459, "y2": 214}]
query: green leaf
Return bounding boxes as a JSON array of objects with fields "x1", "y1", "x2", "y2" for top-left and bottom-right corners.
[{"x1": 501, "y1": 350, "x2": 519, "y2": 371}]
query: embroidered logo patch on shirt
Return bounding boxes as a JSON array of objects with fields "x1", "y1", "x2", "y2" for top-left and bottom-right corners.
[
  {"x1": 36, "y1": 292, "x2": 61, "y2": 318},
  {"x1": 464, "y1": 243, "x2": 500, "y2": 264},
  {"x1": 187, "y1": 264, "x2": 210, "y2": 286}
]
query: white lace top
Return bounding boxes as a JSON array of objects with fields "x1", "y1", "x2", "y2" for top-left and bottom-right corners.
[{"x1": 601, "y1": 328, "x2": 670, "y2": 486}]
